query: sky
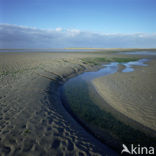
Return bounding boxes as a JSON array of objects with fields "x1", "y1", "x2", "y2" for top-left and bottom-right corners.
[{"x1": 0, "y1": 0, "x2": 156, "y2": 48}]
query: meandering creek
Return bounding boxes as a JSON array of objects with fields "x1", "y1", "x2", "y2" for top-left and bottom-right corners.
[
  {"x1": 60, "y1": 51, "x2": 156, "y2": 151},
  {"x1": 63, "y1": 58, "x2": 148, "y2": 84}
]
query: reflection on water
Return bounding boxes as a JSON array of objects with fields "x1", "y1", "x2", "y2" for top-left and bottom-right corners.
[
  {"x1": 74, "y1": 62, "x2": 119, "y2": 81},
  {"x1": 66, "y1": 59, "x2": 149, "y2": 85},
  {"x1": 121, "y1": 59, "x2": 148, "y2": 72}
]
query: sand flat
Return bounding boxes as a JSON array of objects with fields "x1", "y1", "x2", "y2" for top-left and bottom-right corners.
[
  {"x1": 92, "y1": 57, "x2": 156, "y2": 133},
  {"x1": 0, "y1": 52, "x2": 116, "y2": 156}
]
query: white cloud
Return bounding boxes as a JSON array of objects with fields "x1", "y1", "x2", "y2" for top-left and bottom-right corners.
[
  {"x1": 55, "y1": 27, "x2": 63, "y2": 32},
  {"x1": 66, "y1": 29, "x2": 81, "y2": 37},
  {"x1": 0, "y1": 24, "x2": 156, "y2": 48}
]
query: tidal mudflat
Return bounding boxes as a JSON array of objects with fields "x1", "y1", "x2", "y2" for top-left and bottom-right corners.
[
  {"x1": 0, "y1": 50, "x2": 156, "y2": 155},
  {"x1": 0, "y1": 51, "x2": 118, "y2": 156}
]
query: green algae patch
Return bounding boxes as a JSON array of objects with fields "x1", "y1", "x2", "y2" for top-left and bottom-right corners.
[{"x1": 81, "y1": 57, "x2": 138, "y2": 65}]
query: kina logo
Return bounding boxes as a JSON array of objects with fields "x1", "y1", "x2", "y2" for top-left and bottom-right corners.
[{"x1": 121, "y1": 144, "x2": 155, "y2": 155}]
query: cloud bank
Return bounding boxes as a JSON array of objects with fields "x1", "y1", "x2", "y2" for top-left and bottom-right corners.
[{"x1": 0, "y1": 24, "x2": 156, "y2": 48}]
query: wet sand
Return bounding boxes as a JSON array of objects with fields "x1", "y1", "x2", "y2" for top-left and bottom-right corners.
[
  {"x1": 1, "y1": 50, "x2": 156, "y2": 155},
  {"x1": 93, "y1": 56, "x2": 156, "y2": 135},
  {"x1": 0, "y1": 52, "x2": 117, "y2": 156}
]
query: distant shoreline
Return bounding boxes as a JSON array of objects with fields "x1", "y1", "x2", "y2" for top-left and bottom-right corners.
[{"x1": 1, "y1": 48, "x2": 156, "y2": 50}]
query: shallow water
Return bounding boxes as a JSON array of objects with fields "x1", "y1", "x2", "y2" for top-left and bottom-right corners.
[
  {"x1": 119, "y1": 51, "x2": 156, "y2": 56},
  {"x1": 121, "y1": 58, "x2": 148, "y2": 72},
  {"x1": 65, "y1": 59, "x2": 148, "y2": 84},
  {"x1": 72, "y1": 62, "x2": 119, "y2": 81}
]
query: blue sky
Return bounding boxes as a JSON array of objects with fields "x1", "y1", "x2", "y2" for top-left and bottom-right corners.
[{"x1": 0, "y1": 0, "x2": 156, "y2": 48}]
